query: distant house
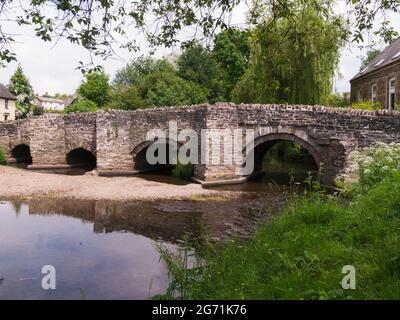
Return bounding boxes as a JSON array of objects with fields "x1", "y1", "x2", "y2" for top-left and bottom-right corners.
[
  {"x1": 34, "y1": 95, "x2": 76, "y2": 112},
  {"x1": 0, "y1": 83, "x2": 17, "y2": 122},
  {"x1": 350, "y1": 38, "x2": 400, "y2": 109}
]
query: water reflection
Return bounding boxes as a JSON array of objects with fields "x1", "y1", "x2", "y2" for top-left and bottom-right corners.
[{"x1": 0, "y1": 190, "x2": 289, "y2": 300}]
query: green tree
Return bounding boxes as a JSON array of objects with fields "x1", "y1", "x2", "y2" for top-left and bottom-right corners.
[
  {"x1": 112, "y1": 57, "x2": 208, "y2": 108},
  {"x1": 107, "y1": 85, "x2": 145, "y2": 110},
  {"x1": 177, "y1": 43, "x2": 225, "y2": 102},
  {"x1": 212, "y1": 28, "x2": 251, "y2": 98},
  {"x1": 141, "y1": 68, "x2": 208, "y2": 107},
  {"x1": 232, "y1": 0, "x2": 346, "y2": 105},
  {"x1": 113, "y1": 57, "x2": 168, "y2": 86},
  {"x1": 8, "y1": 65, "x2": 34, "y2": 118},
  {"x1": 77, "y1": 71, "x2": 110, "y2": 106},
  {"x1": 359, "y1": 48, "x2": 381, "y2": 71}
]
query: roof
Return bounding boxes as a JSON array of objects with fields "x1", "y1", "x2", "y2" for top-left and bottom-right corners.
[
  {"x1": 37, "y1": 96, "x2": 66, "y2": 104},
  {"x1": 351, "y1": 37, "x2": 400, "y2": 81},
  {"x1": 0, "y1": 83, "x2": 17, "y2": 100}
]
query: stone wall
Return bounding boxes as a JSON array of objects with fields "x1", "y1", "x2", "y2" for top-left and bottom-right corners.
[
  {"x1": 0, "y1": 119, "x2": 30, "y2": 159},
  {"x1": 95, "y1": 105, "x2": 206, "y2": 173}
]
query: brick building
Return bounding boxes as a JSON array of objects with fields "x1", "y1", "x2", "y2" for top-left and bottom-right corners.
[{"x1": 350, "y1": 38, "x2": 400, "y2": 109}]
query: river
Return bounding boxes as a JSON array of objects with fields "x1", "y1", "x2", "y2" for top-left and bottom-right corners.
[{"x1": 0, "y1": 160, "x2": 316, "y2": 299}]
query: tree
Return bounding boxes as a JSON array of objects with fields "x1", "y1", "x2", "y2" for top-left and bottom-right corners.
[
  {"x1": 144, "y1": 74, "x2": 208, "y2": 107},
  {"x1": 232, "y1": 0, "x2": 346, "y2": 105},
  {"x1": 111, "y1": 57, "x2": 208, "y2": 108},
  {"x1": 212, "y1": 28, "x2": 251, "y2": 99},
  {"x1": 113, "y1": 57, "x2": 166, "y2": 86},
  {"x1": 107, "y1": 85, "x2": 145, "y2": 110},
  {"x1": 8, "y1": 65, "x2": 34, "y2": 118},
  {"x1": 139, "y1": 65, "x2": 208, "y2": 107},
  {"x1": 177, "y1": 43, "x2": 226, "y2": 102},
  {"x1": 77, "y1": 71, "x2": 110, "y2": 106},
  {"x1": 0, "y1": 1, "x2": 398, "y2": 69},
  {"x1": 359, "y1": 48, "x2": 381, "y2": 71}
]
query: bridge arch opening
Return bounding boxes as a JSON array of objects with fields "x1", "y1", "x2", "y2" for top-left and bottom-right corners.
[
  {"x1": 246, "y1": 134, "x2": 320, "y2": 184},
  {"x1": 132, "y1": 140, "x2": 194, "y2": 182},
  {"x1": 11, "y1": 144, "x2": 32, "y2": 165},
  {"x1": 66, "y1": 148, "x2": 96, "y2": 172}
]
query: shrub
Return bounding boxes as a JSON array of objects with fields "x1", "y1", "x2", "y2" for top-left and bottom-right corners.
[
  {"x1": 323, "y1": 93, "x2": 350, "y2": 108},
  {"x1": 350, "y1": 142, "x2": 400, "y2": 190},
  {"x1": 172, "y1": 162, "x2": 194, "y2": 180},
  {"x1": 64, "y1": 99, "x2": 99, "y2": 114},
  {"x1": 351, "y1": 100, "x2": 381, "y2": 110},
  {"x1": 0, "y1": 147, "x2": 6, "y2": 165}
]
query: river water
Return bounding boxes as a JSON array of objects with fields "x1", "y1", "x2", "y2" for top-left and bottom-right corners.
[{"x1": 0, "y1": 161, "x2": 315, "y2": 299}]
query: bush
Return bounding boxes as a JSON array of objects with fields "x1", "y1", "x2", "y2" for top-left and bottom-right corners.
[
  {"x1": 31, "y1": 104, "x2": 44, "y2": 116},
  {"x1": 64, "y1": 99, "x2": 99, "y2": 114},
  {"x1": 351, "y1": 100, "x2": 381, "y2": 110},
  {"x1": 0, "y1": 147, "x2": 6, "y2": 165},
  {"x1": 349, "y1": 142, "x2": 400, "y2": 190},
  {"x1": 323, "y1": 93, "x2": 350, "y2": 108},
  {"x1": 172, "y1": 162, "x2": 194, "y2": 180}
]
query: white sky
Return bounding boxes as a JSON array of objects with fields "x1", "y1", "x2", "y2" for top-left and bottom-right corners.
[{"x1": 0, "y1": 1, "x2": 399, "y2": 96}]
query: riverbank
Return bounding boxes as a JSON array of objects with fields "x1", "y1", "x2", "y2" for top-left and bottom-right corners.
[
  {"x1": 0, "y1": 166, "x2": 227, "y2": 201},
  {"x1": 159, "y1": 172, "x2": 400, "y2": 299}
]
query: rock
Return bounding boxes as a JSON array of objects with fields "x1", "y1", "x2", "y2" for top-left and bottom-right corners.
[{"x1": 84, "y1": 169, "x2": 98, "y2": 176}]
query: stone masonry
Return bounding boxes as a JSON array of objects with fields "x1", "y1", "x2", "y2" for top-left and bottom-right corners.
[{"x1": 1, "y1": 103, "x2": 400, "y2": 186}]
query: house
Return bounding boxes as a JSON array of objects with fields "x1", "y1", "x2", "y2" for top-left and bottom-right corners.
[
  {"x1": 34, "y1": 95, "x2": 77, "y2": 112},
  {"x1": 34, "y1": 96, "x2": 67, "y2": 111},
  {"x1": 350, "y1": 38, "x2": 400, "y2": 109},
  {"x1": 0, "y1": 83, "x2": 17, "y2": 122}
]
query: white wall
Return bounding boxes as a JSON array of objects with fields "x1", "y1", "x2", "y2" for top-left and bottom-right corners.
[
  {"x1": 0, "y1": 98, "x2": 16, "y2": 121},
  {"x1": 42, "y1": 101, "x2": 65, "y2": 111}
]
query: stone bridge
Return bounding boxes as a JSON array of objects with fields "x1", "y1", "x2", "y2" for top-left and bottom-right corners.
[{"x1": 1, "y1": 103, "x2": 400, "y2": 186}]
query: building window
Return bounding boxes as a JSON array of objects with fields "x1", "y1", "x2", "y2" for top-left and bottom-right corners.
[
  {"x1": 371, "y1": 84, "x2": 378, "y2": 104},
  {"x1": 4, "y1": 113, "x2": 9, "y2": 121},
  {"x1": 5, "y1": 99, "x2": 8, "y2": 109},
  {"x1": 389, "y1": 77, "x2": 396, "y2": 110}
]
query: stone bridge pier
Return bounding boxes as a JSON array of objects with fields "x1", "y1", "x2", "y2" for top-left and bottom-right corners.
[{"x1": 1, "y1": 103, "x2": 400, "y2": 187}]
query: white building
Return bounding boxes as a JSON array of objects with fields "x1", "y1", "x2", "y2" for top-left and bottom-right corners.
[
  {"x1": 0, "y1": 84, "x2": 17, "y2": 122},
  {"x1": 34, "y1": 96, "x2": 68, "y2": 111}
]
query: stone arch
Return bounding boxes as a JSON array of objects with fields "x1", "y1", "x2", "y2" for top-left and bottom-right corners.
[
  {"x1": 131, "y1": 138, "x2": 183, "y2": 172},
  {"x1": 10, "y1": 143, "x2": 32, "y2": 164},
  {"x1": 66, "y1": 147, "x2": 97, "y2": 170},
  {"x1": 243, "y1": 128, "x2": 322, "y2": 175},
  {"x1": 65, "y1": 142, "x2": 96, "y2": 157}
]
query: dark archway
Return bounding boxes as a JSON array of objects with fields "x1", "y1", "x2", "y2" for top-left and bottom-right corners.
[
  {"x1": 11, "y1": 144, "x2": 32, "y2": 165},
  {"x1": 132, "y1": 140, "x2": 194, "y2": 182},
  {"x1": 245, "y1": 133, "x2": 320, "y2": 184},
  {"x1": 66, "y1": 148, "x2": 96, "y2": 171}
]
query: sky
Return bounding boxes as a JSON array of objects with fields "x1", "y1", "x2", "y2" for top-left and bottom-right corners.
[{"x1": 0, "y1": 1, "x2": 399, "y2": 96}]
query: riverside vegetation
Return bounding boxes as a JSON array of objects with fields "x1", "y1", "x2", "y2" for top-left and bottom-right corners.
[{"x1": 158, "y1": 143, "x2": 400, "y2": 300}]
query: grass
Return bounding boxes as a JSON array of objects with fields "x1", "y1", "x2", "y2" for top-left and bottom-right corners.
[
  {"x1": 0, "y1": 147, "x2": 6, "y2": 165},
  {"x1": 158, "y1": 173, "x2": 400, "y2": 300}
]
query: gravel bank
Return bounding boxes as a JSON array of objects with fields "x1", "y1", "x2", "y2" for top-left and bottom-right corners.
[{"x1": 0, "y1": 166, "x2": 225, "y2": 201}]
